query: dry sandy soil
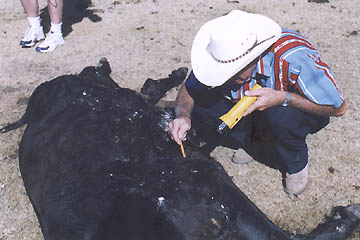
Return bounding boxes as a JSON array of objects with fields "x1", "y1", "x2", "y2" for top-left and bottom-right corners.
[{"x1": 0, "y1": 0, "x2": 359, "y2": 239}]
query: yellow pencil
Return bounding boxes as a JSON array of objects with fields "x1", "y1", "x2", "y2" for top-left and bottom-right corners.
[{"x1": 180, "y1": 140, "x2": 186, "y2": 158}]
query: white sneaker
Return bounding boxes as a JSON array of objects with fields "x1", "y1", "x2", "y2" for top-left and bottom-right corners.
[
  {"x1": 35, "y1": 31, "x2": 64, "y2": 53},
  {"x1": 19, "y1": 26, "x2": 45, "y2": 47}
]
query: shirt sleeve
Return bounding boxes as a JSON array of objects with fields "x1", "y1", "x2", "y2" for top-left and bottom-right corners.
[
  {"x1": 185, "y1": 71, "x2": 210, "y2": 99},
  {"x1": 292, "y1": 54, "x2": 344, "y2": 108}
]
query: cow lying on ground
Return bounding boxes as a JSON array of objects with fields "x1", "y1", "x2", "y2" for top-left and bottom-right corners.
[{"x1": 1, "y1": 58, "x2": 359, "y2": 240}]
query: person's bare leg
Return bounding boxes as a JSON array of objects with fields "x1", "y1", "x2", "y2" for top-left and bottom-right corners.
[
  {"x1": 20, "y1": 0, "x2": 39, "y2": 17},
  {"x1": 19, "y1": 0, "x2": 44, "y2": 47},
  {"x1": 35, "y1": 0, "x2": 64, "y2": 52},
  {"x1": 47, "y1": 0, "x2": 63, "y2": 24}
]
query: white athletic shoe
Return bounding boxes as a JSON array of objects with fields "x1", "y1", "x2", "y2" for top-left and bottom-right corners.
[
  {"x1": 19, "y1": 26, "x2": 45, "y2": 47},
  {"x1": 35, "y1": 31, "x2": 64, "y2": 53}
]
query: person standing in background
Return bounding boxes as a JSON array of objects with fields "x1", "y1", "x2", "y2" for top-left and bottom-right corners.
[{"x1": 19, "y1": 0, "x2": 64, "y2": 52}]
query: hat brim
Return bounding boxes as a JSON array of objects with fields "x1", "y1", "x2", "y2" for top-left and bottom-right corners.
[{"x1": 191, "y1": 11, "x2": 282, "y2": 87}]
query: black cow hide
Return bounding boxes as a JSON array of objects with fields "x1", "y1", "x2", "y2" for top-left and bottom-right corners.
[{"x1": 1, "y1": 58, "x2": 359, "y2": 240}]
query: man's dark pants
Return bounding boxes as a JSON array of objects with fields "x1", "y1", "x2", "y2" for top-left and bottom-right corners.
[{"x1": 192, "y1": 99, "x2": 329, "y2": 174}]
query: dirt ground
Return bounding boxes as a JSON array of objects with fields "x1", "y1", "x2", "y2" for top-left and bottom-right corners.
[{"x1": 0, "y1": 0, "x2": 359, "y2": 239}]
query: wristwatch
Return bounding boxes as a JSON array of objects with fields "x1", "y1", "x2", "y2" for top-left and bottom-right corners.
[{"x1": 281, "y1": 91, "x2": 291, "y2": 107}]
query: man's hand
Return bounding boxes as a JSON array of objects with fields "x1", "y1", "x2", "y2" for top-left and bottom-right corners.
[
  {"x1": 243, "y1": 88, "x2": 286, "y2": 117},
  {"x1": 168, "y1": 116, "x2": 191, "y2": 145},
  {"x1": 169, "y1": 84, "x2": 194, "y2": 145}
]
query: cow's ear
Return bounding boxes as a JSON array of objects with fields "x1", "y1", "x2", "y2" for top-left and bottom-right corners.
[{"x1": 96, "y1": 57, "x2": 112, "y2": 76}]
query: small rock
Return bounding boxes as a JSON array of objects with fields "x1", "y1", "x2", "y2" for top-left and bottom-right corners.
[{"x1": 349, "y1": 30, "x2": 358, "y2": 36}]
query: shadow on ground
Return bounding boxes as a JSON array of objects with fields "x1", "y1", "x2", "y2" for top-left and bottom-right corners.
[{"x1": 40, "y1": 0, "x2": 102, "y2": 37}]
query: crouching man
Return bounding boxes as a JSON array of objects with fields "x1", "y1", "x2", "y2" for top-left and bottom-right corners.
[{"x1": 169, "y1": 10, "x2": 346, "y2": 196}]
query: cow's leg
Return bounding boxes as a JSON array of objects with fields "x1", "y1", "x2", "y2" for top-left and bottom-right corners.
[
  {"x1": 216, "y1": 178, "x2": 360, "y2": 240},
  {"x1": 293, "y1": 204, "x2": 360, "y2": 240}
]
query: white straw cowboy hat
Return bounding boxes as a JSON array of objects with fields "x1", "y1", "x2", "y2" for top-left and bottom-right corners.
[{"x1": 191, "y1": 10, "x2": 282, "y2": 87}]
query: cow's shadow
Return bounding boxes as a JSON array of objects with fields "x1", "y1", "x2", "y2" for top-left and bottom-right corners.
[{"x1": 40, "y1": 0, "x2": 102, "y2": 37}]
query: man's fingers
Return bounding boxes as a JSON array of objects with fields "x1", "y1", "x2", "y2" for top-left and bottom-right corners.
[
  {"x1": 168, "y1": 121, "x2": 180, "y2": 144},
  {"x1": 243, "y1": 101, "x2": 260, "y2": 117},
  {"x1": 178, "y1": 123, "x2": 190, "y2": 141},
  {"x1": 245, "y1": 89, "x2": 261, "y2": 97},
  {"x1": 173, "y1": 129, "x2": 182, "y2": 145},
  {"x1": 168, "y1": 118, "x2": 191, "y2": 145}
]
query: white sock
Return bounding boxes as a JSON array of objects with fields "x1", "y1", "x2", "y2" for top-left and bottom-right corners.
[
  {"x1": 27, "y1": 16, "x2": 41, "y2": 28},
  {"x1": 50, "y1": 22, "x2": 63, "y2": 35}
]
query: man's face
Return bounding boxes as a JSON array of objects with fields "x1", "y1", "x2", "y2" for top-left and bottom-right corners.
[{"x1": 228, "y1": 58, "x2": 257, "y2": 85}]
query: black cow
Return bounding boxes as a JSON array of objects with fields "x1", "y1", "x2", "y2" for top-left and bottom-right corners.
[{"x1": 1, "y1": 58, "x2": 359, "y2": 240}]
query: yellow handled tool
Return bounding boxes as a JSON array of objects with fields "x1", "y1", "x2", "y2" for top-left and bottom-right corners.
[{"x1": 218, "y1": 83, "x2": 262, "y2": 134}]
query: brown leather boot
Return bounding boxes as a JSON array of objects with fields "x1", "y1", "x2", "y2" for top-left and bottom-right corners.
[
  {"x1": 284, "y1": 163, "x2": 309, "y2": 196},
  {"x1": 231, "y1": 148, "x2": 254, "y2": 164}
]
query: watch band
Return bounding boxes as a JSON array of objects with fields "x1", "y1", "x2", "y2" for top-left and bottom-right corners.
[{"x1": 281, "y1": 91, "x2": 291, "y2": 107}]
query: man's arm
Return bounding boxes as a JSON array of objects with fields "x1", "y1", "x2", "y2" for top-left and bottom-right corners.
[
  {"x1": 168, "y1": 84, "x2": 194, "y2": 145},
  {"x1": 285, "y1": 91, "x2": 346, "y2": 116},
  {"x1": 174, "y1": 84, "x2": 195, "y2": 120},
  {"x1": 243, "y1": 88, "x2": 346, "y2": 117}
]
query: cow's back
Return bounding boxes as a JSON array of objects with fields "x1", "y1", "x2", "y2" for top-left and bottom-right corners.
[{"x1": 18, "y1": 74, "x2": 247, "y2": 240}]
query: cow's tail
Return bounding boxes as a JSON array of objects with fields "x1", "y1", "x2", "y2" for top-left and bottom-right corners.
[
  {"x1": 293, "y1": 204, "x2": 360, "y2": 240},
  {"x1": 0, "y1": 110, "x2": 28, "y2": 133}
]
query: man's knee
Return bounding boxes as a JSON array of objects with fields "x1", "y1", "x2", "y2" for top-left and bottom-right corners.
[{"x1": 262, "y1": 106, "x2": 311, "y2": 141}]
